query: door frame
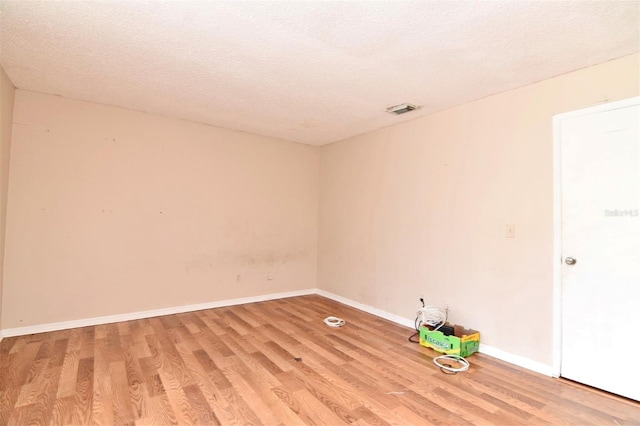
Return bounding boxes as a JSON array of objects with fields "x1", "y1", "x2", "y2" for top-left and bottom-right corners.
[{"x1": 552, "y1": 96, "x2": 640, "y2": 378}]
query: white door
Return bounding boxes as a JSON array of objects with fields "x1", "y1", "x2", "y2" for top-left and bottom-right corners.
[{"x1": 557, "y1": 97, "x2": 640, "y2": 401}]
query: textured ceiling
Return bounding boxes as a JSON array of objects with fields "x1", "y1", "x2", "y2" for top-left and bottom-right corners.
[{"x1": 1, "y1": 1, "x2": 638, "y2": 146}]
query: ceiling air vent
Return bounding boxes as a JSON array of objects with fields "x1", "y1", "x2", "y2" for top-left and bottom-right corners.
[{"x1": 386, "y1": 103, "x2": 419, "y2": 115}]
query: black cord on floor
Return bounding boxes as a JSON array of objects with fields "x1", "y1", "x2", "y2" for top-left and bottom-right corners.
[{"x1": 408, "y1": 314, "x2": 421, "y2": 344}]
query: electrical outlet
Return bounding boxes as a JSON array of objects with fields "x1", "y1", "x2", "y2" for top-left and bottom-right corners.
[
  {"x1": 267, "y1": 272, "x2": 274, "y2": 280},
  {"x1": 236, "y1": 275, "x2": 241, "y2": 282}
]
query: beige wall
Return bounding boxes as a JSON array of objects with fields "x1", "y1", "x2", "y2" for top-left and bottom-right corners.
[
  {"x1": 0, "y1": 66, "x2": 16, "y2": 331},
  {"x1": 3, "y1": 90, "x2": 319, "y2": 329},
  {"x1": 318, "y1": 53, "x2": 640, "y2": 365}
]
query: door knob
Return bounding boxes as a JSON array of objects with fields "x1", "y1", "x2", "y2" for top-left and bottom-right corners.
[{"x1": 565, "y1": 257, "x2": 577, "y2": 265}]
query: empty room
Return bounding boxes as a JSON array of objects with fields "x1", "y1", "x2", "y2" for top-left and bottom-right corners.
[{"x1": 1, "y1": 1, "x2": 639, "y2": 425}]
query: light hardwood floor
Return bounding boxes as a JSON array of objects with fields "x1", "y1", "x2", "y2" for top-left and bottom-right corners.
[{"x1": 1, "y1": 295, "x2": 638, "y2": 425}]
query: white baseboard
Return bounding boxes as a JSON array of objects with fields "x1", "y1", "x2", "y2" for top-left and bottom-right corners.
[
  {"x1": 0, "y1": 288, "x2": 316, "y2": 338},
  {"x1": 316, "y1": 289, "x2": 415, "y2": 329},
  {"x1": 0, "y1": 287, "x2": 554, "y2": 377},
  {"x1": 317, "y1": 289, "x2": 553, "y2": 377},
  {"x1": 479, "y1": 343, "x2": 554, "y2": 376}
]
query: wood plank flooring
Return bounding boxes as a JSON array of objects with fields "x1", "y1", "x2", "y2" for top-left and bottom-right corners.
[{"x1": 1, "y1": 295, "x2": 638, "y2": 425}]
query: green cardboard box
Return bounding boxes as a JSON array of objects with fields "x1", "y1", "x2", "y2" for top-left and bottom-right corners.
[{"x1": 419, "y1": 324, "x2": 480, "y2": 357}]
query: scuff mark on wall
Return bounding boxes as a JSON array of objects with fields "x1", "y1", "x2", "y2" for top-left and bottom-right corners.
[{"x1": 184, "y1": 249, "x2": 310, "y2": 272}]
